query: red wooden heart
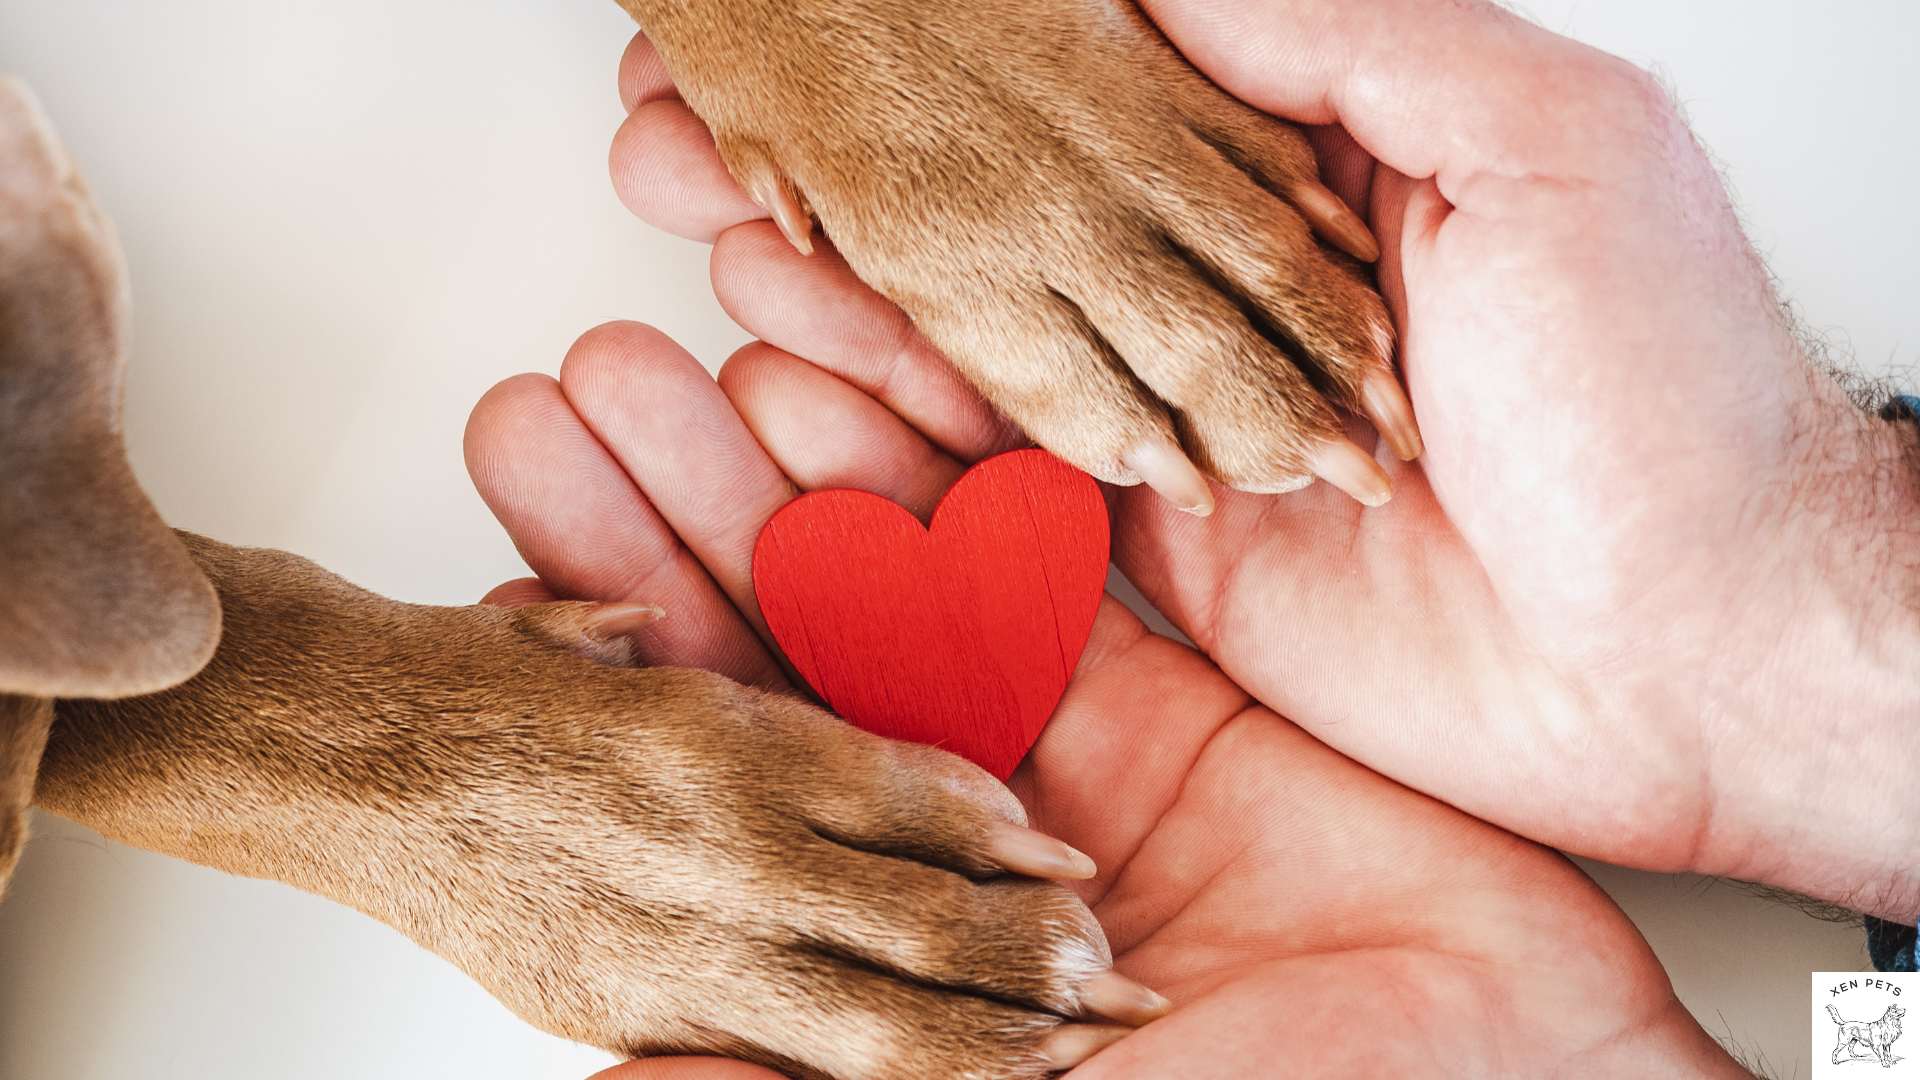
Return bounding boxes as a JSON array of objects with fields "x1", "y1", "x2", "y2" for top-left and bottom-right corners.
[{"x1": 752, "y1": 449, "x2": 1108, "y2": 780}]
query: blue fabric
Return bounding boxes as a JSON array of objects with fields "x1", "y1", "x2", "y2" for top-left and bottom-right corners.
[
  {"x1": 1879, "y1": 394, "x2": 1920, "y2": 422},
  {"x1": 1868, "y1": 916, "x2": 1918, "y2": 972}
]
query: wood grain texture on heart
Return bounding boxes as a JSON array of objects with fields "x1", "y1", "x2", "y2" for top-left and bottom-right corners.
[{"x1": 752, "y1": 450, "x2": 1109, "y2": 780}]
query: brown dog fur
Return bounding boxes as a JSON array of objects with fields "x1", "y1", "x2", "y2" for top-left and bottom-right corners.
[
  {"x1": 613, "y1": 0, "x2": 1400, "y2": 493},
  {"x1": 1, "y1": 0, "x2": 1395, "y2": 1074}
]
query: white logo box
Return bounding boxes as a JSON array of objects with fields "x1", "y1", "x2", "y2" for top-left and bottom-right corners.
[{"x1": 1816, "y1": 971, "x2": 1920, "y2": 1077}]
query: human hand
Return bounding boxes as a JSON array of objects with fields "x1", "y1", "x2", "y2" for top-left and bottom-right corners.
[
  {"x1": 466, "y1": 322, "x2": 1747, "y2": 1078},
  {"x1": 599, "y1": 0, "x2": 1920, "y2": 918}
]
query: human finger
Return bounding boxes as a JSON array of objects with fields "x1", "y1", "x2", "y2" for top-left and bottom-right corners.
[
  {"x1": 611, "y1": 26, "x2": 763, "y2": 242},
  {"x1": 617, "y1": 30, "x2": 679, "y2": 112},
  {"x1": 711, "y1": 221, "x2": 1026, "y2": 464},
  {"x1": 556, "y1": 321, "x2": 797, "y2": 649},
  {"x1": 719, "y1": 341, "x2": 971, "y2": 521},
  {"x1": 465, "y1": 346, "x2": 785, "y2": 690},
  {"x1": 610, "y1": 28, "x2": 763, "y2": 241},
  {"x1": 479, "y1": 577, "x2": 557, "y2": 607},
  {"x1": 609, "y1": 95, "x2": 765, "y2": 243}
]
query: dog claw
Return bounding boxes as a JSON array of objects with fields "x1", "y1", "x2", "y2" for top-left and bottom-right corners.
[
  {"x1": 1121, "y1": 440, "x2": 1215, "y2": 517},
  {"x1": 514, "y1": 601, "x2": 666, "y2": 666},
  {"x1": 1361, "y1": 370, "x2": 1423, "y2": 462},
  {"x1": 584, "y1": 601, "x2": 667, "y2": 638},
  {"x1": 987, "y1": 820, "x2": 1097, "y2": 880},
  {"x1": 1036, "y1": 1024, "x2": 1133, "y2": 1070},
  {"x1": 1308, "y1": 437, "x2": 1393, "y2": 506},
  {"x1": 746, "y1": 172, "x2": 814, "y2": 255},
  {"x1": 522, "y1": 601, "x2": 667, "y2": 667},
  {"x1": 1080, "y1": 970, "x2": 1172, "y2": 1027},
  {"x1": 1290, "y1": 180, "x2": 1380, "y2": 263}
]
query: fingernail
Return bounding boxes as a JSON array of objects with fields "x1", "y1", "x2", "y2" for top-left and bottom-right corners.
[
  {"x1": 987, "y1": 820, "x2": 1097, "y2": 880},
  {"x1": 1308, "y1": 437, "x2": 1392, "y2": 506},
  {"x1": 1121, "y1": 440, "x2": 1214, "y2": 517},
  {"x1": 1361, "y1": 370, "x2": 1423, "y2": 462},
  {"x1": 1081, "y1": 970, "x2": 1173, "y2": 1026},
  {"x1": 584, "y1": 602, "x2": 667, "y2": 638},
  {"x1": 1292, "y1": 181, "x2": 1380, "y2": 263},
  {"x1": 747, "y1": 173, "x2": 814, "y2": 255},
  {"x1": 1036, "y1": 1024, "x2": 1133, "y2": 1070}
]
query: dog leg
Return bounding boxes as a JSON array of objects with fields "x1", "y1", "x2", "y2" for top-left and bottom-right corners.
[{"x1": 36, "y1": 533, "x2": 1123, "y2": 1080}]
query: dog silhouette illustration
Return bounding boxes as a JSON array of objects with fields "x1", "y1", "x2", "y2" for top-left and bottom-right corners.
[{"x1": 1830, "y1": 1003, "x2": 1907, "y2": 1067}]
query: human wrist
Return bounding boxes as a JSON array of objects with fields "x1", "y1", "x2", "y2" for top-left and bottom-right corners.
[{"x1": 1699, "y1": 379, "x2": 1920, "y2": 919}]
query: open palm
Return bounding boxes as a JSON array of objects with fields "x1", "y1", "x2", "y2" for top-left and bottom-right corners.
[{"x1": 465, "y1": 321, "x2": 1744, "y2": 1077}]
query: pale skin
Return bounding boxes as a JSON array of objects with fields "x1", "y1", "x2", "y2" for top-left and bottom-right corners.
[
  {"x1": 590, "y1": 0, "x2": 1920, "y2": 921},
  {"x1": 466, "y1": 321, "x2": 1750, "y2": 1078}
]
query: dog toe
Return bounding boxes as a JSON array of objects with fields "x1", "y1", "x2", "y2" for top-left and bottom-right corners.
[{"x1": 517, "y1": 675, "x2": 1131, "y2": 1079}]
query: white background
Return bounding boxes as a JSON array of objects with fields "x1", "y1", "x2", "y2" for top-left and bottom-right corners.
[{"x1": 0, "y1": 1, "x2": 1913, "y2": 1077}]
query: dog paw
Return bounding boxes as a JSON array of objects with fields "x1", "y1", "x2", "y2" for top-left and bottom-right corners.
[
  {"x1": 420, "y1": 605, "x2": 1166, "y2": 1079},
  {"x1": 618, "y1": 0, "x2": 1418, "y2": 506},
  {"x1": 454, "y1": 647, "x2": 1141, "y2": 1080}
]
